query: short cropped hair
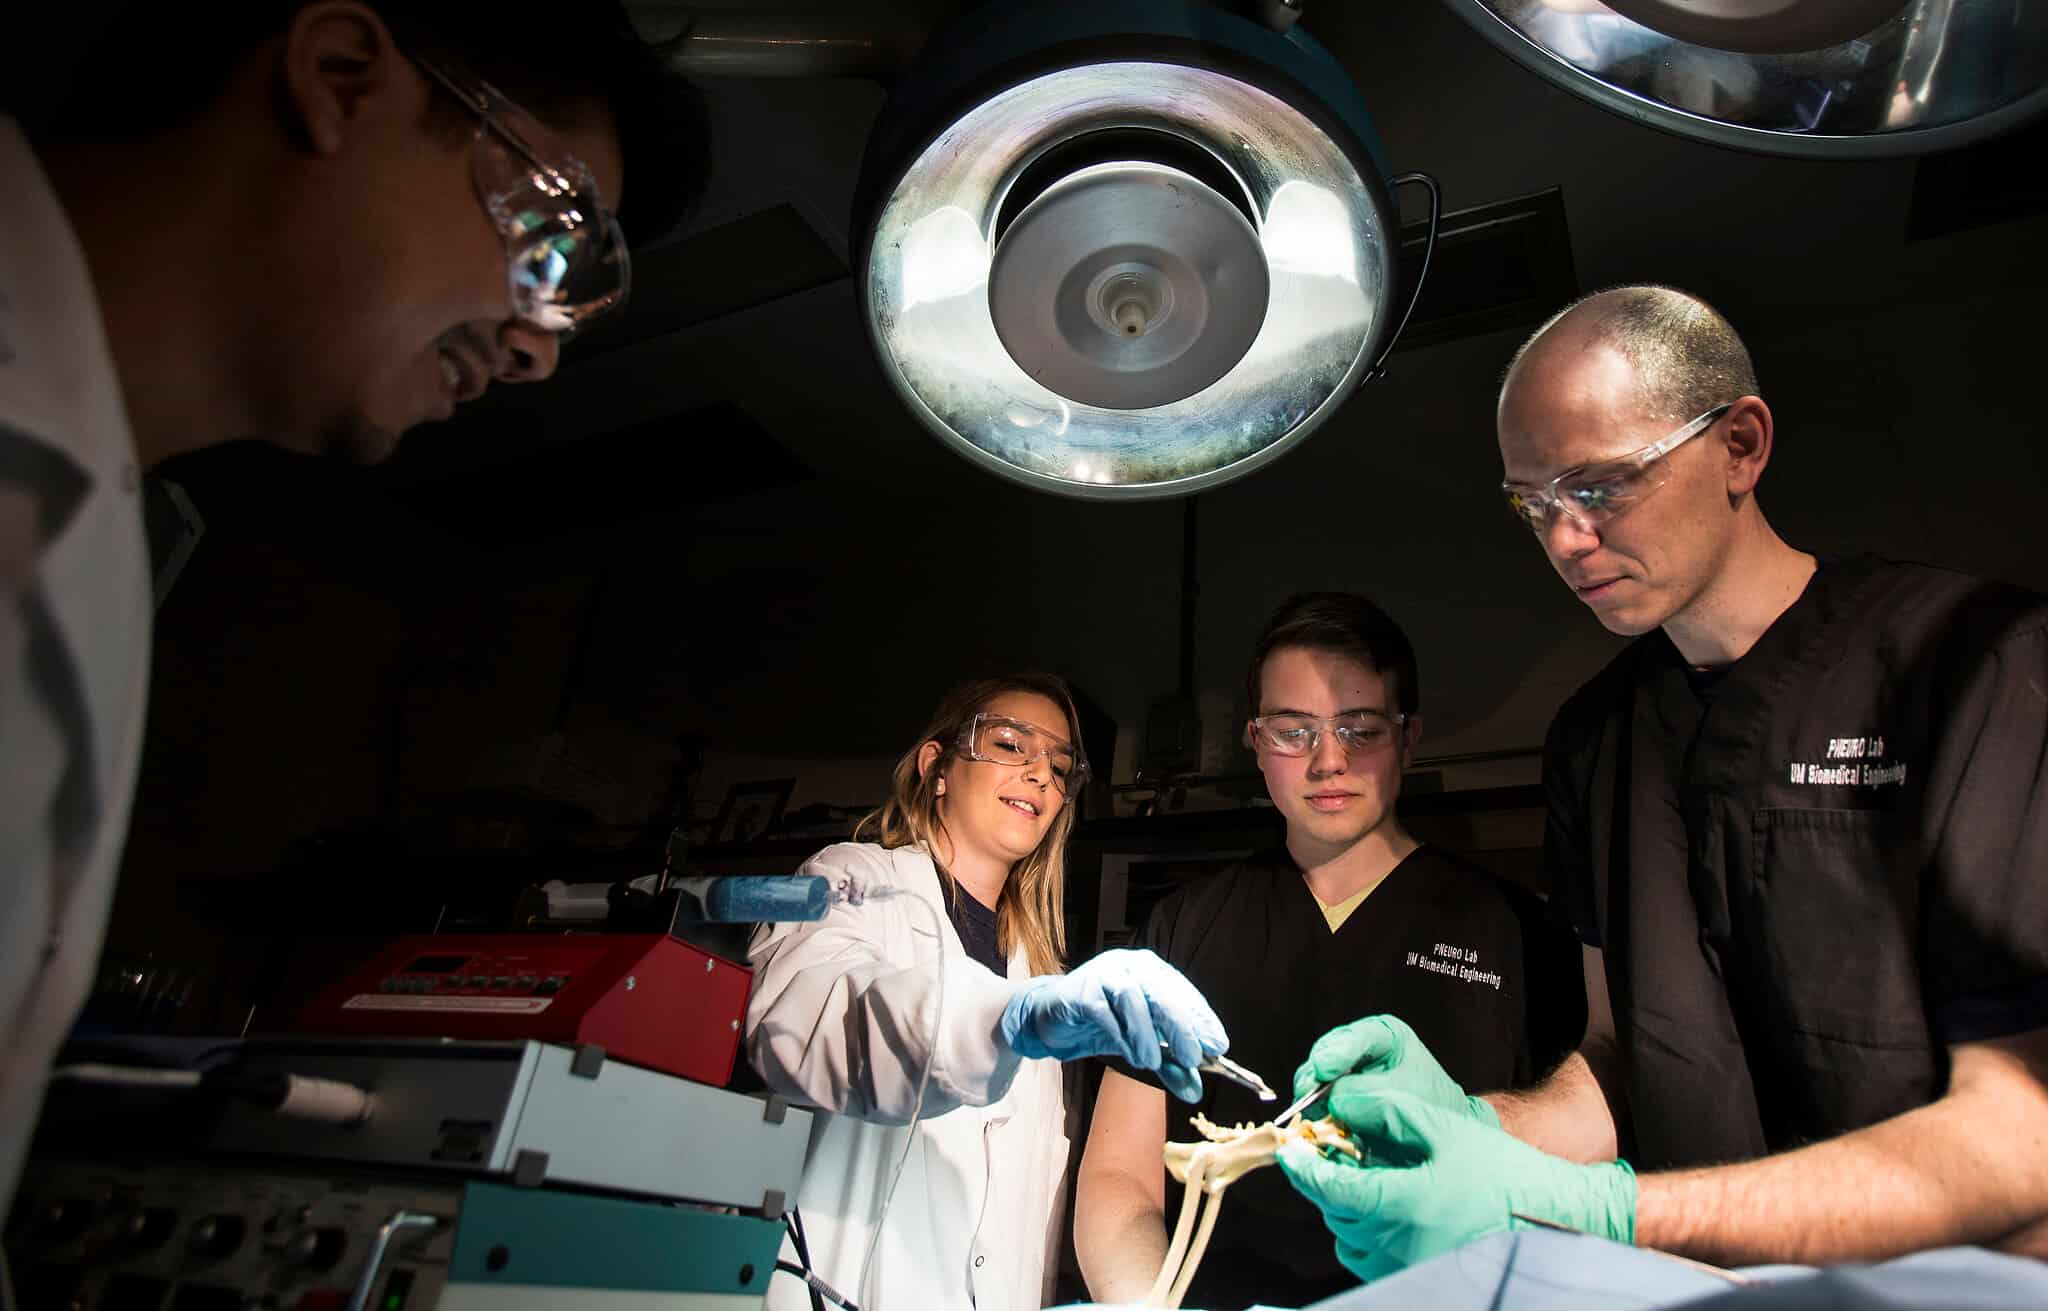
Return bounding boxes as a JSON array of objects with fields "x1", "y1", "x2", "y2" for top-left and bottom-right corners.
[
  {"x1": 26, "y1": 0, "x2": 709, "y2": 247},
  {"x1": 1504, "y1": 284, "x2": 1760, "y2": 424},
  {"x1": 1246, "y1": 592, "x2": 1420, "y2": 718}
]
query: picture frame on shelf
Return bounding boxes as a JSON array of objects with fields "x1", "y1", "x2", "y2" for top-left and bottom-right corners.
[{"x1": 710, "y1": 778, "x2": 796, "y2": 847}]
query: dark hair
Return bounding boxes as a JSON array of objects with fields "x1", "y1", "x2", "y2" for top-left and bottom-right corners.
[
  {"x1": 25, "y1": 0, "x2": 709, "y2": 247},
  {"x1": 1245, "y1": 592, "x2": 1420, "y2": 718},
  {"x1": 1504, "y1": 284, "x2": 1759, "y2": 425}
]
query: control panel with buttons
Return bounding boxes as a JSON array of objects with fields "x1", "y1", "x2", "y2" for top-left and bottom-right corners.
[
  {"x1": 361, "y1": 946, "x2": 587, "y2": 1002},
  {"x1": 9, "y1": 1158, "x2": 789, "y2": 1310},
  {"x1": 5, "y1": 1161, "x2": 453, "y2": 1311}
]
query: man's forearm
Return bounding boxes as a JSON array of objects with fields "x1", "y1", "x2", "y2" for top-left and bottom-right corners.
[
  {"x1": 1639, "y1": 1092, "x2": 2048, "y2": 1264},
  {"x1": 1075, "y1": 1168, "x2": 1171, "y2": 1303},
  {"x1": 1637, "y1": 1036, "x2": 2048, "y2": 1266},
  {"x1": 1486, "y1": 946, "x2": 1627, "y2": 1164},
  {"x1": 1993, "y1": 1210, "x2": 2048, "y2": 1258},
  {"x1": 1484, "y1": 1047, "x2": 1621, "y2": 1164}
]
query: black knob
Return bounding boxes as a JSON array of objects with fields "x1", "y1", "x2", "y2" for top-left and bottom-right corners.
[
  {"x1": 115, "y1": 1207, "x2": 177, "y2": 1252},
  {"x1": 33, "y1": 1199, "x2": 95, "y2": 1244},
  {"x1": 286, "y1": 1226, "x2": 346, "y2": 1271},
  {"x1": 187, "y1": 1214, "x2": 247, "y2": 1260}
]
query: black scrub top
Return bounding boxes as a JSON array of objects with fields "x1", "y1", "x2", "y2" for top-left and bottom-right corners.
[
  {"x1": 1107, "y1": 844, "x2": 1585, "y2": 1311},
  {"x1": 946, "y1": 887, "x2": 1005, "y2": 976},
  {"x1": 1546, "y1": 555, "x2": 2048, "y2": 1171}
]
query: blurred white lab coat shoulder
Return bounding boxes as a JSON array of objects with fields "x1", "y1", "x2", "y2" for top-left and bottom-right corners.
[
  {"x1": 748, "y1": 841, "x2": 1070, "y2": 1311},
  {"x1": 0, "y1": 118, "x2": 152, "y2": 1210}
]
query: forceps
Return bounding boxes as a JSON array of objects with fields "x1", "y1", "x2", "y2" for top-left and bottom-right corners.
[
  {"x1": 1273, "y1": 1075, "x2": 1339, "y2": 1127},
  {"x1": 1164, "y1": 1043, "x2": 1279, "y2": 1100}
]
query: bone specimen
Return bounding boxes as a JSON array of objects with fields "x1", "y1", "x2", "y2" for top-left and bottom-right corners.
[{"x1": 1143, "y1": 1114, "x2": 1360, "y2": 1308}]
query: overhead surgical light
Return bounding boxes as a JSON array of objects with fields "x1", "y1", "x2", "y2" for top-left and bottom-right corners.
[
  {"x1": 853, "y1": 1, "x2": 1438, "y2": 499},
  {"x1": 1442, "y1": 0, "x2": 2048, "y2": 158}
]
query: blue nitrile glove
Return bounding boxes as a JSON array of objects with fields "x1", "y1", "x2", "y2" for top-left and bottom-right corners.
[
  {"x1": 1000, "y1": 948, "x2": 1227, "y2": 1102},
  {"x1": 1292, "y1": 1014, "x2": 1500, "y2": 1128},
  {"x1": 1277, "y1": 1088, "x2": 1636, "y2": 1284}
]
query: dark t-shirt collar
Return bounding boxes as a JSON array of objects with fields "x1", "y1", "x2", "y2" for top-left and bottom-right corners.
[
  {"x1": 1654, "y1": 553, "x2": 1865, "y2": 705},
  {"x1": 946, "y1": 885, "x2": 1005, "y2": 976}
]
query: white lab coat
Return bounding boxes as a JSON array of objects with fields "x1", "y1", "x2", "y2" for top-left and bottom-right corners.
[
  {"x1": 0, "y1": 118, "x2": 153, "y2": 1210},
  {"x1": 747, "y1": 842, "x2": 1070, "y2": 1311}
]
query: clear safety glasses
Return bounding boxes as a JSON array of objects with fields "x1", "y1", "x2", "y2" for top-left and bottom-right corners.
[
  {"x1": 413, "y1": 55, "x2": 630, "y2": 335},
  {"x1": 957, "y1": 713, "x2": 1089, "y2": 795},
  {"x1": 1246, "y1": 710, "x2": 1408, "y2": 758},
  {"x1": 1501, "y1": 403, "x2": 1733, "y2": 534}
]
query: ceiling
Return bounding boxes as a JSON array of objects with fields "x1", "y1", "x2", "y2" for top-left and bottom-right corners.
[
  {"x1": 102, "y1": 2, "x2": 2048, "y2": 846},
  {"x1": 383, "y1": 0, "x2": 2048, "y2": 508}
]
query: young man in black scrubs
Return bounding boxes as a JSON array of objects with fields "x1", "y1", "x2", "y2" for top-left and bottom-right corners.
[
  {"x1": 1072, "y1": 593, "x2": 1585, "y2": 1309},
  {"x1": 1279, "y1": 286, "x2": 2048, "y2": 1280}
]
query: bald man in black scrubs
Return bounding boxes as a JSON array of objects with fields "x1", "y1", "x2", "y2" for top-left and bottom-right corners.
[
  {"x1": 1278, "y1": 286, "x2": 2048, "y2": 1283},
  {"x1": 1073, "y1": 592, "x2": 1584, "y2": 1309}
]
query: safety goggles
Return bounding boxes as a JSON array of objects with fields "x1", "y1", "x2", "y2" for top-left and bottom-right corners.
[
  {"x1": 1246, "y1": 710, "x2": 1408, "y2": 758},
  {"x1": 1501, "y1": 403, "x2": 1733, "y2": 534},
  {"x1": 957, "y1": 713, "x2": 1089, "y2": 795},
  {"x1": 412, "y1": 54, "x2": 630, "y2": 335}
]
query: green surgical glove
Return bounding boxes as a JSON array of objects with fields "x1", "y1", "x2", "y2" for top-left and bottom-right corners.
[
  {"x1": 1292, "y1": 1015, "x2": 1500, "y2": 1129},
  {"x1": 1276, "y1": 1088, "x2": 1636, "y2": 1284}
]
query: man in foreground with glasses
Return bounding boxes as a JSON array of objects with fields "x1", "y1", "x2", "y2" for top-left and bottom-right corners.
[
  {"x1": 1074, "y1": 592, "x2": 1585, "y2": 1310},
  {"x1": 0, "y1": 0, "x2": 705, "y2": 1211},
  {"x1": 1280, "y1": 285, "x2": 2048, "y2": 1280}
]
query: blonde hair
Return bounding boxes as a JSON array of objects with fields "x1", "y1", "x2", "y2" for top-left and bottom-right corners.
[{"x1": 853, "y1": 673, "x2": 1085, "y2": 977}]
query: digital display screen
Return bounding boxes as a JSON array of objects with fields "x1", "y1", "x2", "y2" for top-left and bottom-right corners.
[{"x1": 403, "y1": 954, "x2": 470, "y2": 975}]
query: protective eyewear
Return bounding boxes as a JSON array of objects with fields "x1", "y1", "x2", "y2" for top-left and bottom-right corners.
[
  {"x1": 412, "y1": 55, "x2": 630, "y2": 335},
  {"x1": 957, "y1": 713, "x2": 1089, "y2": 795},
  {"x1": 1246, "y1": 710, "x2": 1408, "y2": 758},
  {"x1": 1501, "y1": 403, "x2": 1733, "y2": 534}
]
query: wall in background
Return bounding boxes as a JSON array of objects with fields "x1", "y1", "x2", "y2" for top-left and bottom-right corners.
[
  {"x1": 101, "y1": 104, "x2": 2048, "y2": 1019},
  {"x1": 112, "y1": 257, "x2": 2048, "y2": 970}
]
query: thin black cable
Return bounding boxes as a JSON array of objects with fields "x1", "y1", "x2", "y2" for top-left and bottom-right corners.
[
  {"x1": 1363, "y1": 171, "x2": 1443, "y2": 383},
  {"x1": 785, "y1": 1209, "x2": 827, "y2": 1311},
  {"x1": 772, "y1": 1260, "x2": 862, "y2": 1311}
]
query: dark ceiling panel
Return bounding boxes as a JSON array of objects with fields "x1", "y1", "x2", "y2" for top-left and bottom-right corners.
[
  {"x1": 386, "y1": 404, "x2": 815, "y2": 547},
  {"x1": 564, "y1": 203, "x2": 849, "y2": 361},
  {"x1": 1389, "y1": 187, "x2": 1578, "y2": 353},
  {"x1": 151, "y1": 404, "x2": 814, "y2": 591},
  {"x1": 1908, "y1": 114, "x2": 2048, "y2": 242}
]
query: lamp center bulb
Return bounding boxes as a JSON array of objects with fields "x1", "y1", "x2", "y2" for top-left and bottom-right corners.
[{"x1": 1094, "y1": 267, "x2": 1173, "y2": 341}]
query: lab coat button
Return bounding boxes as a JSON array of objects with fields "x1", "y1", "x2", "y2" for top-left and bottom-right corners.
[{"x1": 974, "y1": 1255, "x2": 985, "y2": 1267}]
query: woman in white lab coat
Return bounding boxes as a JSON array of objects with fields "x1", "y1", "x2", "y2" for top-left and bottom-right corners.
[{"x1": 747, "y1": 673, "x2": 1226, "y2": 1311}]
